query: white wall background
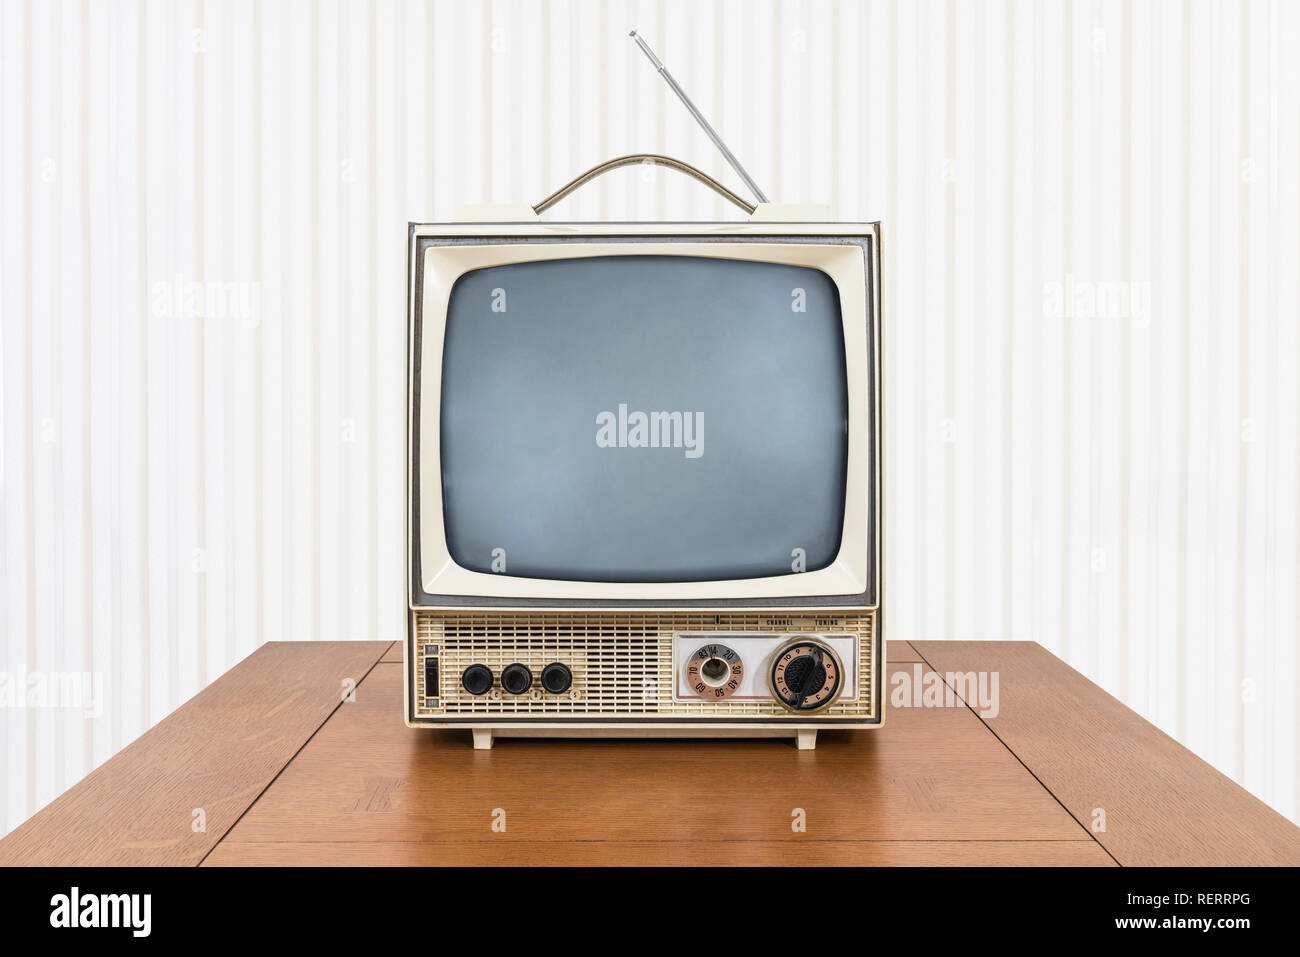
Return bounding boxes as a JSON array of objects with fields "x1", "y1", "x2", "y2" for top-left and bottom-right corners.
[{"x1": 1, "y1": 0, "x2": 1297, "y2": 836}]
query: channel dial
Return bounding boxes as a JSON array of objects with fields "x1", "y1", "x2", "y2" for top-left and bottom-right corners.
[{"x1": 685, "y1": 642, "x2": 744, "y2": 699}]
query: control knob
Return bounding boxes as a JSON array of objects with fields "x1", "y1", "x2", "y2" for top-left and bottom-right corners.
[{"x1": 768, "y1": 639, "x2": 843, "y2": 712}]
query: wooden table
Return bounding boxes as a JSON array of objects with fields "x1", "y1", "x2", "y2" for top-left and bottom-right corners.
[{"x1": 1, "y1": 640, "x2": 1297, "y2": 867}]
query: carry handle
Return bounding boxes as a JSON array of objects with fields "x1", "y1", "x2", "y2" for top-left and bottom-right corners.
[{"x1": 531, "y1": 153, "x2": 757, "y2": 216}]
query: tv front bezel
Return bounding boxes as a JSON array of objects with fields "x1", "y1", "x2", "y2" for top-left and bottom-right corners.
[{"x1": 407, "y1": 220, "x2": 881, "y2": 612}]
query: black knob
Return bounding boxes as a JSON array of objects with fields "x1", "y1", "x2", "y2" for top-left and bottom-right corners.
[
  {"x1": 501, "y1": 663, "x2": 533, "y2": 695},
  {"x1": 541, "y1": 662, "x2": 573, "y2": 694},
  {"x1": 786, "y1": 647, "x2": 827, "y2": 703},
  {"x1": 769, "y1": 640, "x2": 843, "y2": 712},
  {"x1": 460, "y1": 664, "x2": 493, "y2": 696}
]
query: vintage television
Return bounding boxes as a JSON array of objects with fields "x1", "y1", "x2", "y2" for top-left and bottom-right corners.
[
  {"x1": 405, "y1": 29, "x2": 879, "y2": 752},
  {"x1": 404, "y1": 179, "x2": 883, "y2": 750}
]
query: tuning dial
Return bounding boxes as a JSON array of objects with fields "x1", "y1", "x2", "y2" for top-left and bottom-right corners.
[{"x1": 768, "y1": 639, "x2": 843, "y2": 712}]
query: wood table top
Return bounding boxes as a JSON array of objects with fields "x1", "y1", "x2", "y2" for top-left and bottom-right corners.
[{"x1": 2, "y1": 639, "x2": 1296, "y2": 867}]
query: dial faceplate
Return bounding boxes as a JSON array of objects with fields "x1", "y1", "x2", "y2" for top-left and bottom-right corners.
[
  {"x1": 684, "y1": 642, "x2": 744, "y2": 699},
  {"x1": 769, "y1": 639, "x2": 843, "y2": 712}
]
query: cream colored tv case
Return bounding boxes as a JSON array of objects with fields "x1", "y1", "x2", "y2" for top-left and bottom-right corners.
[{"x1": 405, "y1": 215, "x2": 884, "y2": 750}]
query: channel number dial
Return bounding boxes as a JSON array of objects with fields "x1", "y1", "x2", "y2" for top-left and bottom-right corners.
[
  {"x1": 769, "y1": 639, "x2": 844, "y2": 712},
  {"x1": 685, "y1": 643, "x2": 744, "y2": 699}
]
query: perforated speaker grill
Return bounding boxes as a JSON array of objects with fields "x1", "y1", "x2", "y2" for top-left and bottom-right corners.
[{"x1": 411, "y1": 611, "x2": 877, "y2": 720}]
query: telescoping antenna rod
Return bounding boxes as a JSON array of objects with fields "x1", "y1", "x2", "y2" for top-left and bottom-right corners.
[{"x1": 629, "y1": 29, "x2": 770, "y2": 205}]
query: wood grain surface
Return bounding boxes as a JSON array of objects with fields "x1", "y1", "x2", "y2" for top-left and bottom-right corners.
[
  {"x1": 911, "y1": 640, "x2": 1300, "y2": 866},
  {"x1": 204, "y1": 839, "x2": 1112, "y2": 866},
  {"x1": 9, "y1": 639, "x2": 1289, "y2": 866},
  {"x1": 0, "y1": 640, "x2": 390, "y2": 866},
  {"x1": 886, "y1": 639, "x2": 925, "y2": 662},
  {"x1": 210, "y1": 659, "x2": 1094, "y2": 863}
]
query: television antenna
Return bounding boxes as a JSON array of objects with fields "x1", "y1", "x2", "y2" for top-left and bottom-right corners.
[
  {"x1": 628, "y1": 30, "x2": 770, "y2": 205},
  {"x1": 530, "y1": 31, "x2": 770, "y2": 216}
]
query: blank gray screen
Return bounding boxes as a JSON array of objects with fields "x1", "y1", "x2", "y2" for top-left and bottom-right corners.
[{"x1": 439, "y1": 254, "x2": 847, "y2": 583}]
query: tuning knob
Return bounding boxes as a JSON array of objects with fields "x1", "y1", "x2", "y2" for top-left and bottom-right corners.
[
  {"x1": 541, "y1": 662, "x2": 573, "y2": 694},
  {"x1": 460, "y1": 664, "x2": 494, "y2": 696},
  {"x1": 500, "y1": 663, "x2": 533, "y2": 695},
  {"x1": 768, "y1": 639, "x2": 843, "y2": 712}
]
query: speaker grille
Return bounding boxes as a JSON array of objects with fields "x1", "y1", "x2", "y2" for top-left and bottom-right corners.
[{"x1": 412, "y1": 611, "x2": 876, "y2": 720}]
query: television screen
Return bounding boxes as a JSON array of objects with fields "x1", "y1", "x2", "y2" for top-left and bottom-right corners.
[{"x1": 438, "y1": 254, "x2": 848, "y2": 583}]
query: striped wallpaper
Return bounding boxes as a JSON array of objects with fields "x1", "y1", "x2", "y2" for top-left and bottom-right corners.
[{"x1": 0, "y1": 0, "x2": 1296, "y2": 836}]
